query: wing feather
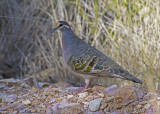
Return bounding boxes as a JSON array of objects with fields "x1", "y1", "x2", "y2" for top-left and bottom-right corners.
[{"x1": 68, "y1": 47, "x2": 130, "y2": 78}]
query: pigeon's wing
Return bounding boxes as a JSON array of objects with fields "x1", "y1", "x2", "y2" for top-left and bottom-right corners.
[
  {"x1": 68, "y1": 47, "x2": 120, "y2": 74},
  {"x1": 68, "y1": 47, "x2": 142, "y2": 84}
]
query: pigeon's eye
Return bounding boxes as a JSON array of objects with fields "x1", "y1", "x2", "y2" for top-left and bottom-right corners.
[{"x1": 59, "y1": 24, "x2": 63, "y2": 27}]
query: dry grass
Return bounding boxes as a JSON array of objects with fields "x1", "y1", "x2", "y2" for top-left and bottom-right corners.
[{"x1": 0, "y1": 0, "x2": 159, "y2": 90}]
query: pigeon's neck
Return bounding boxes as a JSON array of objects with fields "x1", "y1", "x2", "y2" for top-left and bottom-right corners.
[{"x1": 62, "y1": 29, "x2": 75, "y2": 51}]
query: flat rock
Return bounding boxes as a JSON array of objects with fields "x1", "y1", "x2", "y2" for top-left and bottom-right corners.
[
  {"x1": 78, "y1": 92, "x2": 88, "y2": 99},
  {"x1": 3, "y1": 94, "x2": 17, "y2": 103},
  {"x1": 67, "y1": 94, "x2": 74, "y2": 99},
  {"x1": 92, "y1": 86, "x2": 106, "y2": 92},
  {"x1": 89, "y1": 98, "x2": 102, "y2": 111},
  {"x1": 66, "y1": 87, "x2": 79, "y2": 91},
  {"x1": 100, "y1": 102, "x2": 108, "y2": 110},
  {"x1": 110, "y1": 110, "x2": 129, "y2": 114},
  {"x1": 103, "y1": 85, "x2": 118, "y2": 96},
  {"x1": 98, "y1": 93, "x2": 105, "y2": 97},
  {"x1": 22, "y1": 99, "x2": 31, "y2": 105},
  {"x1": 85, "y1": 111, "x2": 103, "y2": 114},
  {"x1": 105, "y1": 96, "x2": 114, "y2": 103},
  {"x1": 57, "y1": 103, "x2": 85, "y2": 113}
]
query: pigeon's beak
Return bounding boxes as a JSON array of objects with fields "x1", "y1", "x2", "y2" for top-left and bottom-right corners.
[
  {"x1": 51, "y1": 22, "x2": 60, "y2": 33},
  {"x1": 51, "y1": 27, "x2": 59, "y2": 33}
]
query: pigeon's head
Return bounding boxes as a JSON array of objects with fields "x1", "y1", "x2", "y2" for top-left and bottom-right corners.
[{"x1": 51, "y1": 21, "x2": 71, "y2": 33}]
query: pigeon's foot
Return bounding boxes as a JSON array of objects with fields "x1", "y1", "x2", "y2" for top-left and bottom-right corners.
[
  {"x1": 77, "y1": 80, "x2": 90, "y2": 92},
  {"x1": 66, "y1": 80, "x2": 90, "y2": 93}
]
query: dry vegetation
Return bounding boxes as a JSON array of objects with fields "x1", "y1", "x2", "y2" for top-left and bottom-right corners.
[{"x1": 0, "y1": 0, "x2": 159, "y2": 91}]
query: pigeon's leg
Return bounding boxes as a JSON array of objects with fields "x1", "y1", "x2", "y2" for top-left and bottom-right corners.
[
  {"x1": 77, "y1": 79, "x2": 90, "y2": 92},
  {"x1": 67, "y1": 79, "x2": 90, "y2": 93}
]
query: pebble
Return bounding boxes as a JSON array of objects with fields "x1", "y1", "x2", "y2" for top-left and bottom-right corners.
[
  {"x1": 105, "y1": 96, "x2": 114, "y2": 103},
  {"x1": 66, "y1": 87, "x2": 79, "y2": 91},
  {"x1": 145, "y1": 105, "x2": 154, "y2": 113},
  {"x1": 78, "y1": 92, "x2": 88, "y2": 99},
  {"x1": 137, "y1": 91, "x2": 146, "y2": 99},
  {"x1": 100, "y1": 102, "x2": 108, "y2": 109},
  {"x1": 89, "y1": 98, "x2": 102, "y2": 111},
  {"x1": 22, "y1": 99, "x2": 31, "y2": 105},
  {"x1": 49, "y1": 98, "x2": 55, "y2": 103},
  {"x1": 58, "y1": 103, "x2": 81, "y2": 108},
  {"x1": 144, "y1": 103, "x2": 150, "y2": 109},
  {"x1": 98, "y1": 93, "x2": 105, "y2": 97},
  {"x1": 103, "y1": 85, "x2": 118, "y2": 96},
  {"x1": 67, "y1": 94, "x2": 74, "y2": 99},
  {"x1": 92, "y1": 86, "x2": 106, "y2": 92},
  {"x1": 60, "y1": 98, "x2": 68, "y2": 104},
  {"x1": 111, "y1": 110, "x2": 129, "y2": 114},
  {"x1": 38, "y1": 82, "x2": 50, "y2": 87},
  {"x1": 58, "y1": 103, "x2": 84, "y2": 113},
  {"x1": 3, "y1": 94, "x2": 17, "y2": 103},
  {"x1": 85, "y1": 111, "x2": 103, "y2": 114},
  {"x1": 21, "y1": 83, "x2": 30, "y2": 88},
  {"x1": 84, "y1": 102, "x2": 89, "y2": 109},
  {"x1": 136, "y1": 104, "x2": 142, "y2": 109}
]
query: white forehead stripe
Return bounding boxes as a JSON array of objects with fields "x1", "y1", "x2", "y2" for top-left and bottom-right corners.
[
  {"x1": 63, "y1": 25, "x2": 70, "y2": 28},
  {"x1": 59, "y1": 24, "x2": 70, "y2": 29}
]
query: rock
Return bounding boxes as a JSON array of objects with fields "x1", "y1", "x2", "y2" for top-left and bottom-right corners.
[
  {"x1": 60, "y1": 99, "x2": 68, "y2": 104},
  {"x1": 103, "y1": 85, "x2": 118, "y2": 96},
  {"x1": 20, "y1": 108, "x2": 28, "y2": 113},
  {"x1": 38, "y1": 82, "x2": 50, "y2": 88},
  {"x1": 8, "y1": 79, "x2": 22, "y2": 87},
  {"x1": 0, "y1": 104, "x2": 16, "y2": 111},
  {"x1": 49, "y1": 98, "x2": 55, "y2": 103},
  {"x1": 145, "y1": 105, "x2": 155, "y2": 114},
  {"x1": 89, "y1": 98, "x2": 102, "y2": 111},
  {"x1": 22, "y1": 99, "x2": 31, "y2": 105},
  {"x1": 84, "y1": 102, "x2": 89, "y2": 109},
  {"x1": 3, "y1": 94, "x2": 17, "y2": 103},
  {"x1": 136, "y1": 104, "x2": 142, "y2": 109},
  {"x1": 30, "y1": 109, "x2": 36, "y2": 113},
  {"x1": 52, "y1": 98, "x2": 69, "y2": 112},
  {"x1": 139, "y1": 101, "x2": 147, "y2": 105},
  {"x1": 12, "y1": 111, "x2": 18, "y2": 114},
  {"x1": 46, "y1": 108, "x2": 53, "y2": 114},
  {"x1": 46, "y1": 108, "x2": 52, "y2": 114},
  {"x1": 111, "y1": 110, "x2": 129, "y2": 114},
  {"x1": 42, "y1": 95, "x2": 47, "y2": 99},
  {"x1": 67, "y1": 95, "x2": 74, "y2": 99},
  {"x1": 78, "y1": 92, "x2": 88, "y2": 99},
  {"x1": 58, "y1": 103, "x2": 81, "y2": 108},
  {"x1": 57, "y1": 103, "x2": 85, "y2": 113},
  {"x1": 20, "y1": 83, "x2": 30, "y2": 88},
  {"x1": 105, "y1": 96, "x2": 114, "y2": 103},
  {"x1": 44, "y1": 88, "x2": 59, "y2": 96},
  {"x1": 54, "y1": 81, "x2": 71, "y2": 90},
  {"x1": 144, "y1": 103, "x2": 150, "y2": 109},
  {"x1": 66, "y1": 87, "x2": 79, "y2": 91},
  {"x1": 0, "y1": 83, "x2": 6, "y2": 89},
  {"x1": 100, "y1": 102, "x2": 108, "y2": 110},
  {"x1": 23, "y1": 78, "x2": 34, "y2": 87},
  {"x1": 52, "y1": 103, "x2": 61, "y2": 112},
  {"x1": 55, "y1": 98, "x2": 63, "y2": 102},
  {"x1": 85, "y1": 111, "x2": 103, "y2": 114},
  {"x1": 0, "y1": 97, "x2": 2, "y2": 102},
  {"x1": 92, "y1": 86, "x2": 106, "y2": 92},
  {"x1": 98, "y1": 93, "x2": 105, "y2": 97},
  {"x1": 39, "y1": 103, "x2": 46, "y2": 108},
  {"x1": 136, "y1": 91, "x2": 146, "y2": 99}
]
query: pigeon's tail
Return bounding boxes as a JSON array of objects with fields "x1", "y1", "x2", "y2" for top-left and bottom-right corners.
[
  {"x1": 112, "y1": 73, "x2": 142, "y2": 84},
  {"x1": 126, "y1": 75, "x2": 142, "y2": 84}
]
